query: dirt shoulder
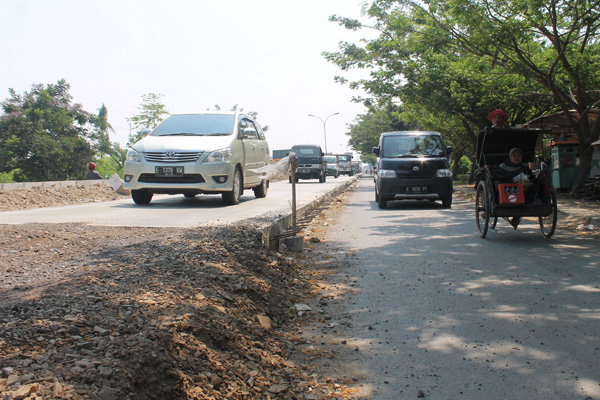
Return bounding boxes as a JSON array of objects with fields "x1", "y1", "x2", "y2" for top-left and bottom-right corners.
[{"x1": 0, "y1": 184, "x2": 358, "y2": 399}]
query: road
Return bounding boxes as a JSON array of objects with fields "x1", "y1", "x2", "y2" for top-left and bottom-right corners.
[
  {"x1": 304, "y1": 177, "x2": 600, "y2": 400},
  {"x1": 0, "y1": 176, "x2": 355, "y2": 227}
]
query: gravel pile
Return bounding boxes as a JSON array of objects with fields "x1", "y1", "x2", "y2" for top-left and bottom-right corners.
[{"x1": 0, "y1": 183, "x2": 357, "y2": 399}]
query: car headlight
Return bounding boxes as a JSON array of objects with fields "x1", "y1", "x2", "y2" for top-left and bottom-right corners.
[
  {"x1": 377, "y1": 169, "x2": 396, "y2": 178},
  {"x1": 126, "y1": 149, "x2": 140, "y2": 162},
  {"x1": 436, "y1": 169, "x2": 453, "y2": 177},
  {"x1": 205, "y1": 148, "x2": 232, "y2": 163}
]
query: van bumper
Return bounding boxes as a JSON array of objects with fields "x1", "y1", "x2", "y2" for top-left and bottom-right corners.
[
  {"x1": 295, "y1": 167, "x2": 323, "y2": 180},
  {"x1": 376, "y1": 177, "x2": 453, "y2": 201}
]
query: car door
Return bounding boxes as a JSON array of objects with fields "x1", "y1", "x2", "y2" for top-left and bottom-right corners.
[{"x1": 238, "y1": 116, "x2": 261, "y2": 186}]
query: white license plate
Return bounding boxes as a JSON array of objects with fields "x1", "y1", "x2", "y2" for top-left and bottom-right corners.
[
  {"x1": 407, "y1": 186, "x2": 428, "y2": 193},
  {"x1": 155, "y1": 166, "x2": 184, "y2": 176}
]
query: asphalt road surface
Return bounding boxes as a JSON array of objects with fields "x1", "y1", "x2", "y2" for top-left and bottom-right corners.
[
  {"x1": 308, "y1": 177, "x2": 600, "y2": 400},
  {"x1": 0, "y1": 176, "x2": 355, "y2": 227}
]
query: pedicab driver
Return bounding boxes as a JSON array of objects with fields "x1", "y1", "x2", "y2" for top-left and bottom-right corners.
[{"x1": 488, "y1": 109, "x2": 509, "y2": 128}]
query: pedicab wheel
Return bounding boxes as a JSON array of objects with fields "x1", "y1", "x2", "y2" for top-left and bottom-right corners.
[
  {"x1": 490, "y1": 216, "x2": 498, "y2": 229},
  {"x1": 475, "y1": 181, "x2": 490, "y2": 238},
  {"x1": 539, "y1": 190, "x2": 558, "y2": 238}
]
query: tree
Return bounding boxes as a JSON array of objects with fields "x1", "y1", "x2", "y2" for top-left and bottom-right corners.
[
  {"x1": 90, "y1": 104, "x2": 126, "y2": 173},
  {"x1": 0, "y1": 80, "x2": 94, "y2": 181},
  {"x1": 342, "y1": 0, "x2": 600, "y2": 193},
  {"x1": 127, "y1": 93, "x2": 169, "y2": 146},
  {"x1": 325, "y1": 2, "x2": 557, "y2": 177},
  {"x1": 347, "y1": 102, "x2": 417, "y2": 163}
]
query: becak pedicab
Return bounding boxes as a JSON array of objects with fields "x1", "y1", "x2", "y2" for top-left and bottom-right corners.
[{"x1": 474, "y1": 127, "x2": 558, "y2": 238}]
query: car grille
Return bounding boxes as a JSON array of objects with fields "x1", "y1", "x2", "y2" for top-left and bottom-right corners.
[
  {"x1": 144, "y1": 151, "x2": 203, "y2": 163},
  {"x1": 138, "y1": 174, "x2": 205, "y2": 184}
]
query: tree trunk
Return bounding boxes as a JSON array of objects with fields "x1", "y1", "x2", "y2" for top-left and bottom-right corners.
[
  {"x1": 450, "y1": 144, "x2": 468, "y2": 179},
  {"x1": 569, "y1": 112, "x2": 600, "y2": 194},
  {"x1": 571, "y1": 142, "x2": 595, "y2": 194}
]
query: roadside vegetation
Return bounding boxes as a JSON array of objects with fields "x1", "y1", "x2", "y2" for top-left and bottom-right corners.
[{"x1": 328, "y1": 0, "x2": 600, "y2": 194}]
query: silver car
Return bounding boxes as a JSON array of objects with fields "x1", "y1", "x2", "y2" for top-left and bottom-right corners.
[{"x1": 124, "y1": 112, "x2": 270, "y2": 205}]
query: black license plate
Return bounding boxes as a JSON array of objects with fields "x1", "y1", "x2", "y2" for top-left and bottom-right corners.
[
  {"x1": 155, "y1": 166, "x2": 184, "y2": 176},
  {"x1": 407, "y1": 186, "x2": 428, "y2": 193}
]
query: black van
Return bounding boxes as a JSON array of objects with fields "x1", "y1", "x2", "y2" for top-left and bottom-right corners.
[
  {"x1": 372, "y1": 131, "x2": 453, "y2": 208},
  {"x1": 289, "y1": 144, "x2": 327, "y2": 183}
]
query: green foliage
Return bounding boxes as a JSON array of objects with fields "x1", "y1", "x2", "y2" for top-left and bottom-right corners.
[
  {"x1": 0, "y1": 80, "x2": 94, "y2": 182},
  {"x1": 347, "y1": 103, "x2": 418, "y2": 157},
  {"x1": 89, "y1": 104, "x2": 126, "y2": 169},
  {"x1": 0, "y1": 169, "x2": 21, "y2": 183},
  {"x1": 127, "y1": 93, "x2": 169, "y2": 146},
  {"x1": 94, "y1": 155, "x2": 123, "y2": 179},
  {"x1": 326, "y1": 0, "x2": 600, "y2": 191},
  {"x1": 457, "y1": 155, "x2": 472, "y2": 176}
]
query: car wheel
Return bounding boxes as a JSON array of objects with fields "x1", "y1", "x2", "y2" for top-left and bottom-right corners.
[
  {"x1": 131, "y1": 190, "x2": 153, "y2": 205},
  {"x1": 442, "y1": 195, "x2": 452, "y2": 208},
  {"x1": 253, "y1": 179, "x2": 268, "y2": 198},
  {"x1": 183, "y1": 193, "x2": 196, "y2": 198},
  {"x1": 377, "y1": 196, "x2": 387, "y2": 209},
  {"x1": 222, "y1": 168, "x2": 242, "y2": 205}
]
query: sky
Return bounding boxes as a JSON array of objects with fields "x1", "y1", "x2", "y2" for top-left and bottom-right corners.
[{"x1": 0, "y1": 0, "x2": 375, "y2": 156}]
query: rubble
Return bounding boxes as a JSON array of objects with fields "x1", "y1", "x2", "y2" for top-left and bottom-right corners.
[{"x1": 0, "y1": 184, "x2": 359, "y2": 399}]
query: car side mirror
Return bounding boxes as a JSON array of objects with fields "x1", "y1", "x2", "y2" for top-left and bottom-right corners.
[
  {"x1": 446, "y1": 146, "x2": 453, "y2": 156},
  {"x1": 141, "y1": 128, "x2": 151, "y2": 137},
  {"x1": 372, "y1": 146, "x2": 380, "y2": 156}
]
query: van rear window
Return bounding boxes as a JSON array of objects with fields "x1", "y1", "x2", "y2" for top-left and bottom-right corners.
[{"x1": 382, "y1": 135, "x2": 444, "y2": 157}]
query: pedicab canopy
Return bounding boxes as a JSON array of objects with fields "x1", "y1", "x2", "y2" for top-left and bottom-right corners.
[{"x1": 476, "y1": 127, "x2": 549, "y2": 168}]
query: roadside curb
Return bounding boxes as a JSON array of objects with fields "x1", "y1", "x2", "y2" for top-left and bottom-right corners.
[{"x1": 262, "y1": 175, "x2": 361, "y2": 250}]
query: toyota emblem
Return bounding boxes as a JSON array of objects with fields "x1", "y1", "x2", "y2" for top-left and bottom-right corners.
[
  {"x1": 166, "y1": 151, "x2": 176, "y2": 158},
  {"x1": 413, "y1": 166, "x2": 420, "y2": 172}
]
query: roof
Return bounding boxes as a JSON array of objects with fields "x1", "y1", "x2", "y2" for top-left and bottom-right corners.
[
  {"x1": 520, "y1": 109, "x2": 599, "y2": 136},
  {"x1": 380, "y1": 131, "x2": 441, "y2": 136},
  {"x1": 475, "y1": 127, "x2": 545, "y2": 166}
]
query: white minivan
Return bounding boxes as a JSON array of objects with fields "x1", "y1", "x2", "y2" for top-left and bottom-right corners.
[{"x1": 123, "y1": 112, "x2": 270, "y2": 205}]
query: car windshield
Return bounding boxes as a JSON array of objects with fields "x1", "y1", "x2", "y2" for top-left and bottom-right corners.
[
  {"x1": 151, "y1": 114, "x2": 235, "y2": 136},
  {"x1": 293, "y1": 147, "x2": 320, "y2": 157},
  {"x1": 324, "y1": 156, "x2": 336, "y2": 163},
  {"x1": 337, "y1": 155, "x2": 351, "y2": 162},
  {"x1": 382, "y1": 135, "x2": 444, "y2": 158}
]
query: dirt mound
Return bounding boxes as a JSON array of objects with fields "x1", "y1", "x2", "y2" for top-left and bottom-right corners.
[
  {"x1": 0, "y1": 183, "x2": 359, "y2": 399},
  {"x1": 0, "y1": 183, "x2": 126, "y2": 212},
  {"x1": 0, "y1": 222, "x2": 355, "y2": 399}
]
